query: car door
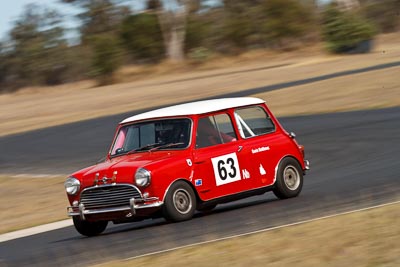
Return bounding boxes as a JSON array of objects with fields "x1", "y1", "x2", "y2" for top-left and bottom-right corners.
[
  {"x1": 192, "y1": 113, "x2": 253, "y2": 201},
  {"x1": 233, "y1": 105, "x2": 278, "y2": 188}
]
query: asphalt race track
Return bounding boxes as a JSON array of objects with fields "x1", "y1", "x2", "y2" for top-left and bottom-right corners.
[{"x1": 1, "y1": 106, "x2": 400, "y2": 266}]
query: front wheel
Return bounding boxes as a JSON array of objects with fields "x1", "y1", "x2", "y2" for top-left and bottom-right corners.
[
  {"x1": 273, "y1": 157, "x2": 303, "y2": 199},
  {"x1": 163, "y1": 181, "x2": 196, "y2": 222},
  {"x1": 73, "y1": 216, "x2": 108, "y2": 237}
]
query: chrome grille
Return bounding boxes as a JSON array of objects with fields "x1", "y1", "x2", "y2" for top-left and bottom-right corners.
[{"x1": 80, "y1": 184, "x2": 142, "y2": 209}]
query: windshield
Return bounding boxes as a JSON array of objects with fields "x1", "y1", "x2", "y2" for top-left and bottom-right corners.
[{"x1": 110, "y1": 118, "x2": 191, "y2": 156}]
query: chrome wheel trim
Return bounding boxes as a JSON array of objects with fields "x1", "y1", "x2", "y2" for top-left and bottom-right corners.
[
  {"x1": 173, "y1": 188, "x2": 192, "y2": 214},
  {"x1": 283, "y1": 165, "x2": 300, "y2": 191}
]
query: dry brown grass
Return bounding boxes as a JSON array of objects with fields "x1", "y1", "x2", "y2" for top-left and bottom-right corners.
[
  {"x1": 97, "y1": 202, "x2": 400, "y2": 267},
  {"x1": 0, "y1": 175, "x2": 69, "y2": 234},
  {"x1": 1, "y1": 33, "x2": 399, "y2": 137},
  {"x1": 256, "y1": 67, "x2": 400, "y2": 116},
  {"x1": 114, "y1": 42, "x2": 324, "y2": 83}
]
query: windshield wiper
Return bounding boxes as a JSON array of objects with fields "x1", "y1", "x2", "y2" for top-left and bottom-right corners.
[
  {"x1": 149, "y1": 142, "x2": 185, "y2": 152},
  {"x1": 126, "y1": 142, "x2": 164, "y2": 155}
]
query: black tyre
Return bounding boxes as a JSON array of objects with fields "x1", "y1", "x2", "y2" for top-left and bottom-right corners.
[
  {"x1": 273, "y1": 157, "x2": 303, "y2": 199},
  {"x1": 163, "y1": 181, "x2": 196, "y2": 222},
  {"x1": 73, "y1": 216, "x2": 108, "y2": 237}
]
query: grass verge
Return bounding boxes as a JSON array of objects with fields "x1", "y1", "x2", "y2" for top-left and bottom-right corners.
[
  {"x1": 96, "y1": 202, "x2": 400, "y2": 267},
  {"x1": 0, "y1": 175, "x2": 69, "y2": 234}
]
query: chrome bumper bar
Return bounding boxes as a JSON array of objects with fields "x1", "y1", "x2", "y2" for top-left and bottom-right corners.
[
  {"x1": 67, "y1": 197, "x2": 163, "y2": 220},
  {"x1": 304, "y1": 160, "x2": 310, "y2": 170}
]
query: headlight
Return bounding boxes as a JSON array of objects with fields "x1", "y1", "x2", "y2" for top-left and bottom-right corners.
[
  {"x1": 135, "y1": 168, "x2": 151, "y2": 187},
  {"x1": 64, "y1": 177, "x2": 81, "y2": 195}
]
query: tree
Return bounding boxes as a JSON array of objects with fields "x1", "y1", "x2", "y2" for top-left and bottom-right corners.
[
  {"x1": 91, "y1": 34, "x2": 122, "y2": 84},
  {"x1": 260, "y1": 0, "x2": 315, "y2": 49},
  {"x1": 62, "y1": 0, "x2": 129, "y2": 43},
  {"x1": 334, "y1": 0, "x2": 360, "y2": 10},
  {"x1": 120, "y1": 13, "x2": 164, "y2": 61},
  {"x1": 62, "y1": 0, "x2": 128, "y2": 82},
  {"x1": 220, "y1": 0, "x2": 316, "y2": 51},
  {"x1": 322, "y1": 4, "x2": 376, "y2": 53},
  {"x1": 185, "y1": 13, "x2": 211, "y2": 52},
  {"x1": 0, "y1": 42, "x2": 7, "y2": 88},
  {"x1": 7, "y1": 4, "x2": 70, "y2": 87},
  {"x1": 0, "y1": 3, "x2": 95, "y2": 92},
  {"x1": 360, "y1": 0, "x2": 400, "y2": 33},
  {"x1": 147, "y1": 0, "x2": 199, "y2": 62},
  {"x1": 222, "y1": 2, "x2": 259, "y2": 50},
  {"x1": 63, "y1": 0, "x2": 200, "y2": 62}
]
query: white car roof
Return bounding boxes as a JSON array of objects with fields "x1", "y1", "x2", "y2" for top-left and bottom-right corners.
[{"x1": 120, "y1": 97, "x2": 265, "y2": 124}]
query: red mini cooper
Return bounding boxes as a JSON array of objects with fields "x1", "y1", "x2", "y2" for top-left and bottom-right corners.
[{"x1": 65, "y1": 97, "x2": 309, "y2": 236}]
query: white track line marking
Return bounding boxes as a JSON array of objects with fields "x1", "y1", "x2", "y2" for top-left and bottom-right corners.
[
  {"x1": 124, "y1": 200, "x2": 400, "y2": 261},
  {"x1": 0, "y1": 219, "x2": 72, "y2": 243}
]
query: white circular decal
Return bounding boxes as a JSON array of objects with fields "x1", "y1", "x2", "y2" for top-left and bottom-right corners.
[{"x1": 211, "y1": 152, "x2": 241, "y2": 186}]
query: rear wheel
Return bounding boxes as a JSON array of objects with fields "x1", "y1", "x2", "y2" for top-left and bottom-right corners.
[
  {"x1": 163, "y1": 181, "x2": 196, "y2": 222},
  {"x1": 273, "y1": 157, "x2": 303, "y2": 199},
  {"x1": 73, "y1": 216, "x2": 108, "y2": 237}
]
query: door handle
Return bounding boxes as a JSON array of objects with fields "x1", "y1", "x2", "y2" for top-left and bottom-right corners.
[{"x1": 238, "y1": 146, "x2": 243, "y2": 152}]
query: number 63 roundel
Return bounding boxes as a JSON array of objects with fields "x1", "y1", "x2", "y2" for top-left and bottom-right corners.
[{"x1": 211, "y1": 152, "x2": 241, "y2": 186}]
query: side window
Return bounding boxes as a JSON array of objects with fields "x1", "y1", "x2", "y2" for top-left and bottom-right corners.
[
  {"x1": 234, "y1": 106, "x2": 275, "y2": 138},
  {"x1": 196, "y1": 114, "x2": 237, "y2": 148}
]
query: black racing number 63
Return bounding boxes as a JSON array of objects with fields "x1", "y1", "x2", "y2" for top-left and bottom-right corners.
[{"x1": 217, "y1": 157, "x2": 237, "y2": 180}]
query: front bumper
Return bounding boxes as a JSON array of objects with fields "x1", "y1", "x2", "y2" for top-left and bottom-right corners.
[
  {"x1": 67, "y1": 197, "x2": 163, "y2": 220},
  {"x1": 67, "y1": 183, "x2": 163, "y2": 220},
  {"x1": 304, "y1": 160, "x2": 310, "y2": 170}
]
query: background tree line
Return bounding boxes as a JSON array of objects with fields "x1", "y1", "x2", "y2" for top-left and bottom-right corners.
[{"x1": 0, "y1": 0, "x2": 399, "y2": 92}]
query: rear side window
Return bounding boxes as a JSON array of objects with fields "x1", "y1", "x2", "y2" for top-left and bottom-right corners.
[
  {"x1": 196, "y1": 114, "x2": 237, "y2": 148},
  {"x1": 234, "y1": 106, "x2": 275, "y2": 138}
]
